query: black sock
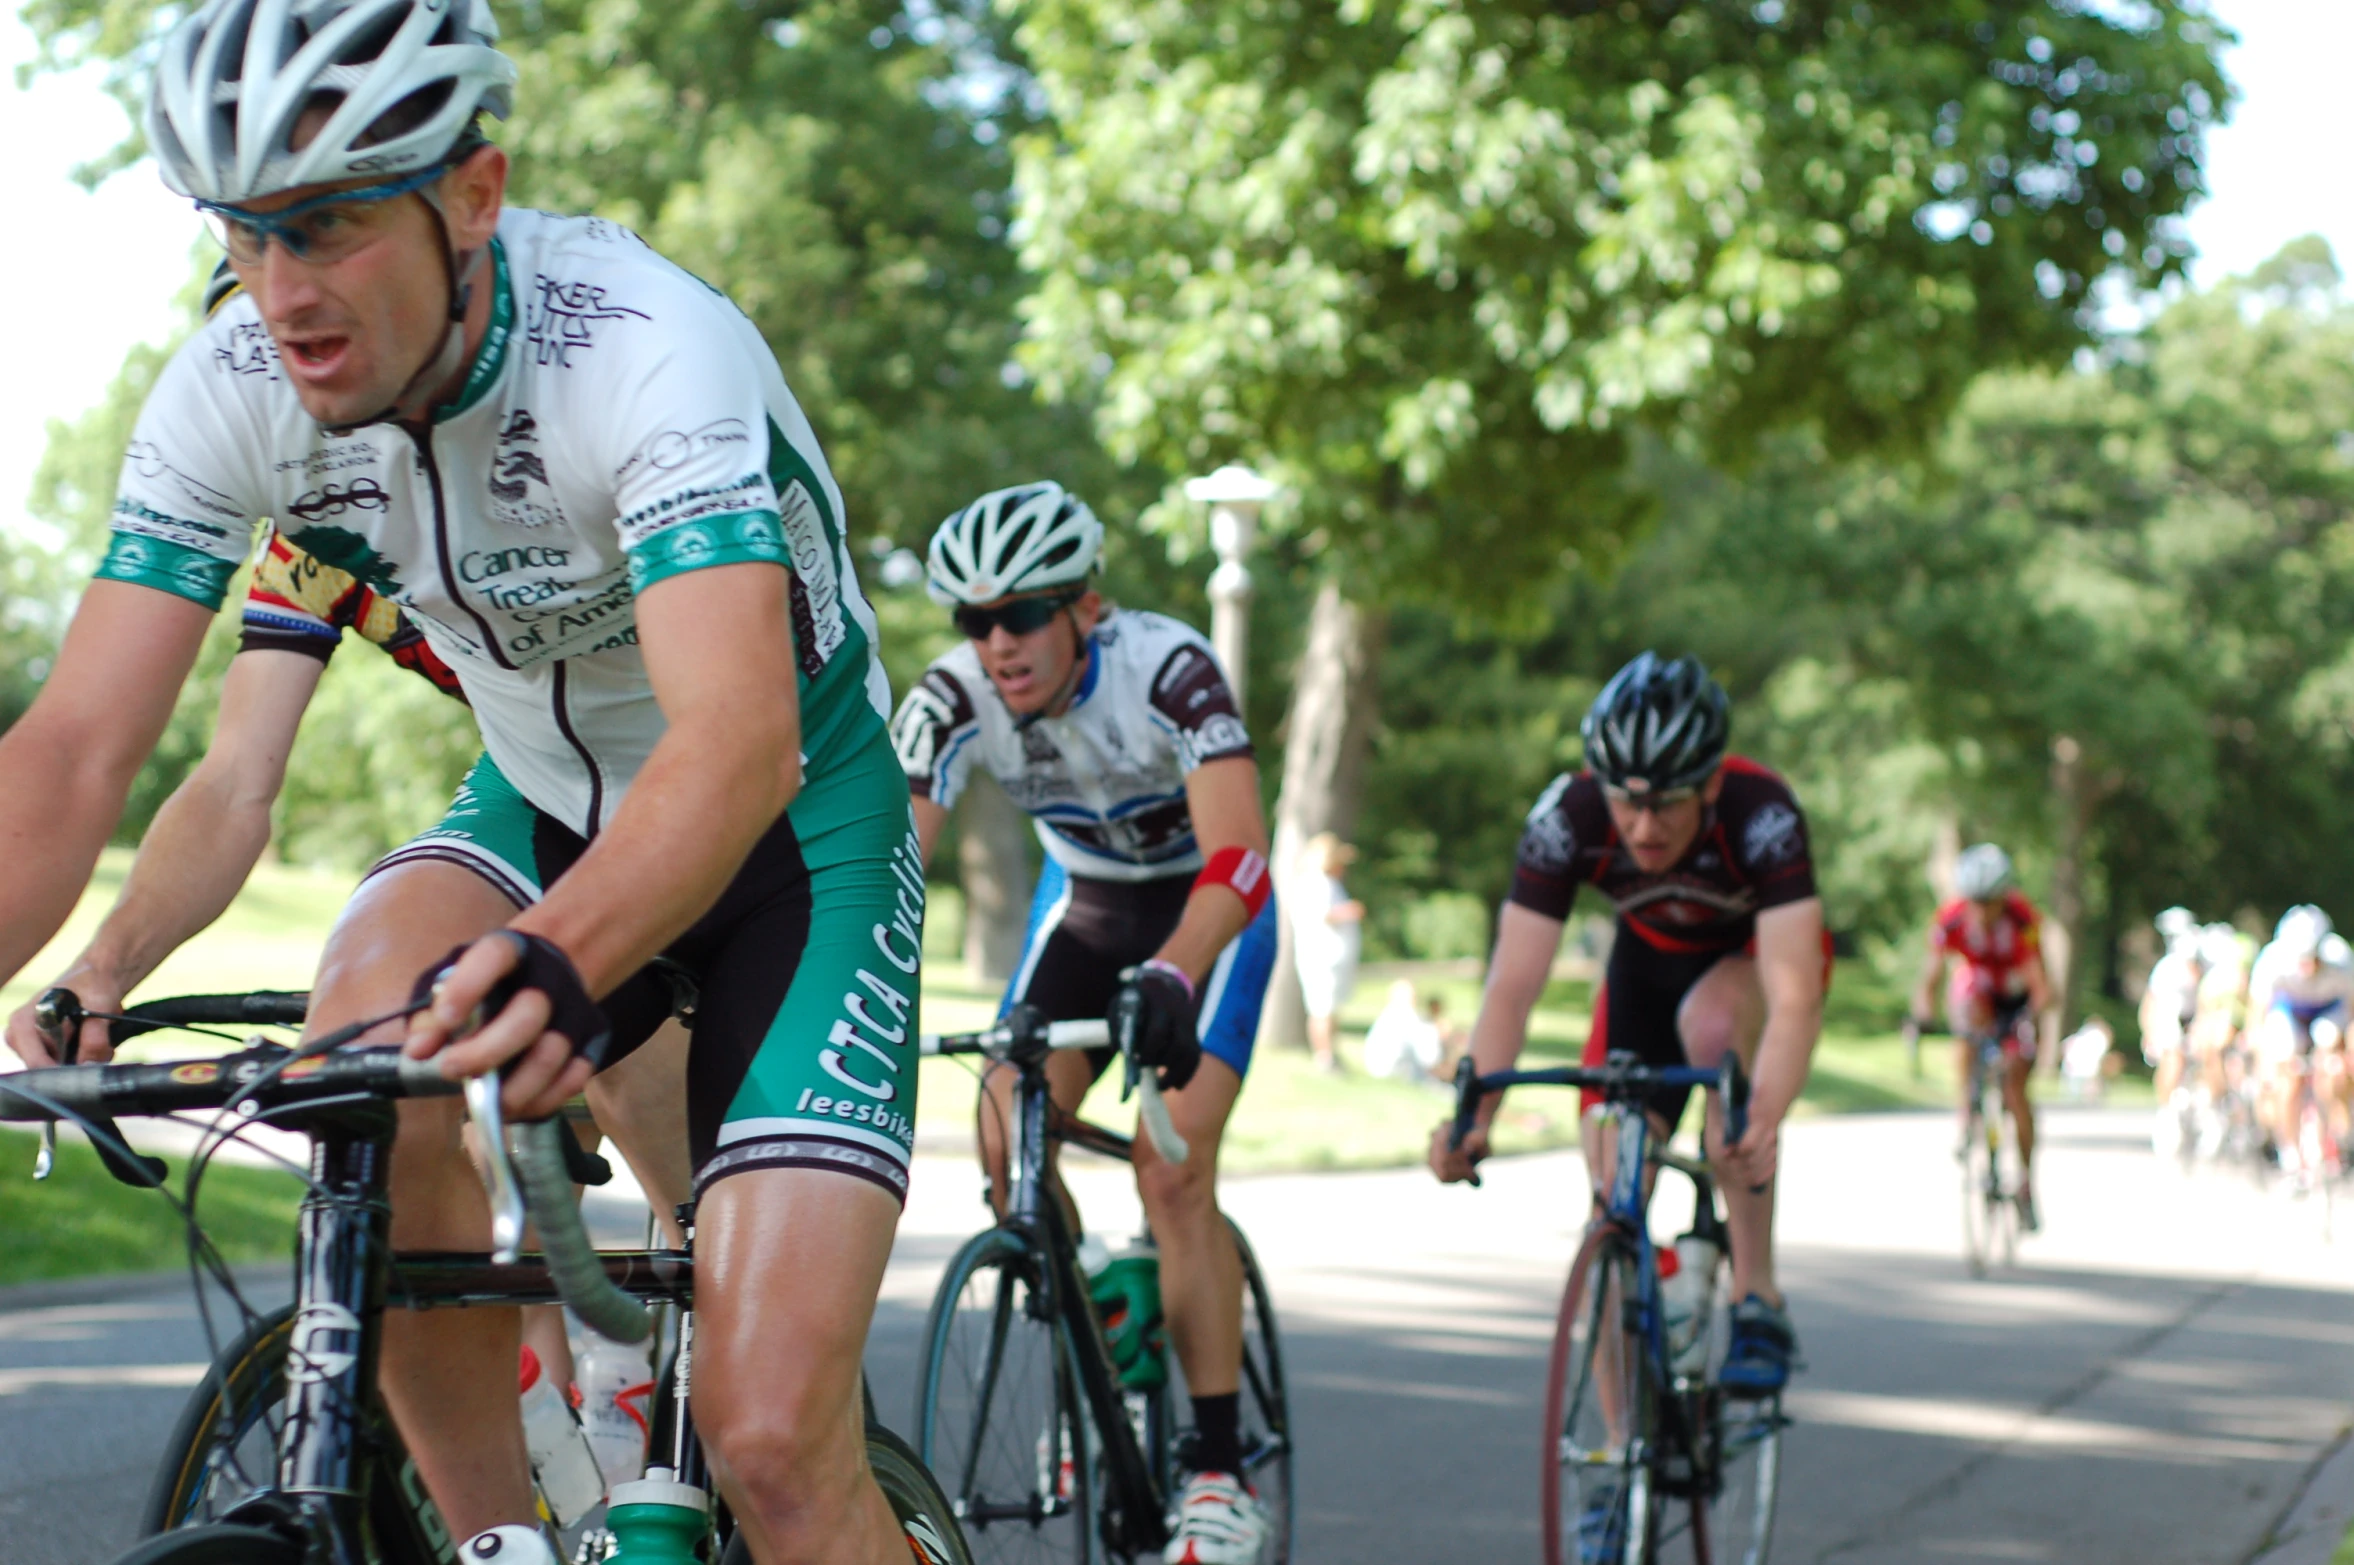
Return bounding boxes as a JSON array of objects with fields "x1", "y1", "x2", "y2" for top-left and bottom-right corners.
[{"x1": 1191, "y1": 1391, "x2": 1241, "y2": 1475}]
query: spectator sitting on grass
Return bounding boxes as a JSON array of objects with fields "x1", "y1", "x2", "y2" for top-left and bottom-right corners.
[{"x1": 1366, "y1": 979, "x2": 1445, "y2": 1082}]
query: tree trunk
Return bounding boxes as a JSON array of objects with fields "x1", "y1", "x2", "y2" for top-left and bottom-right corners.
[
  {"x1": 959, "y1": 770, "x2": 1034, "y2": 984},
  {"x1": 2047, "y1": 733, "x2": 2089, "y2": 1049},
  {"x1": 1262, "y1": 582, "x2": 1384, "y2": 1050}
]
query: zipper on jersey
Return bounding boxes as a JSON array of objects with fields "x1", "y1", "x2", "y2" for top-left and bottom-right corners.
[
  {"x1": 412, "y1": 424, "x2": 605, "y2": 835},
  {"x1": 409, "y1": 426, "x2": 512, "y2": 671},
  {"x1": 550, "y1": 661, "x2": 606, "y2": 837}
]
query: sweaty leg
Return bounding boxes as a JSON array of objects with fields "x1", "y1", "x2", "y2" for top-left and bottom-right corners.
[
  {"x1": 1137, "y1": 1058, "x2": 1244, "y2": 1400},
  {"x1": 1678, "y1": 956, "x2": 1772, "y2": 1303},
  {"x1": 586, "y1": 1018, "x2": 693, "y2": 1244},
  {"x1": 693, "y1": 1168, "x2": 903, "y2": 1565},
  {"x1": 310, "y1": 860, "x2": 531, "y2": 1543}
]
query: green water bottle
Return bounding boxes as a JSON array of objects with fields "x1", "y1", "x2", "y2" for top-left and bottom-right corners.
[
  {"x1": 605, "y1": 1470, "x2": 709, "y2": 1564},
  {"x1": 1085, "y1": 1237, "x2": 1167, "y2": 1391}
]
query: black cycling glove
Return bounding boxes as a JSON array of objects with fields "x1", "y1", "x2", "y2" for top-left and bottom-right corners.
[
  {"x1": 1109, "y1": 960, "x2": 1202, "y2": 1092},
  {"x1": 411, "y1": 931, "x2": 613, "y2": 1070}
]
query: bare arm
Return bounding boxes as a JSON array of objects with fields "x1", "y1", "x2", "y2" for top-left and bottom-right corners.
[
  {"x1": 1148, "y1": 757, "x2": 1269, "y2": 982},
  {"x1": 1428, "y1": 901, "x2": 1564, "y2": 1181},
  {"x1": 2021, "y1": 949, "x2": 2054, "y2": 1018},
  {"x1": 5, "y1": 650, "x2": 324, "y2": 1065},
  {"x1": 409, "y1": 562, "x2": 801, "y2": 1115},
  {"x1": 912, "y1": 794, "x2": 950, "y2": 867},
  {"x1": 1721, "y1": 896, "x2": 1828, "y2": 1185},
  {"x1": 0, "y1": 582, "x2": 214, "y2": 1060}
]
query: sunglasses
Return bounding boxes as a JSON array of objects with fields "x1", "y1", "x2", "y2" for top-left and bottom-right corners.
[
  {"x1": 1602, "y1": 784, "x2": 1701, "y2": 815},
  {"x1": 196, "y1": 161, "x2": 454, "y2": 266},
  {"x1": 953, "y1": 593, "x2": 1079, "y2": 640}
]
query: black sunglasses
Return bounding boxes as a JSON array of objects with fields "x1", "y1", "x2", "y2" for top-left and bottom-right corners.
[{"x1": 953, "y1": 593, "x2": 1079, "y2": 640}]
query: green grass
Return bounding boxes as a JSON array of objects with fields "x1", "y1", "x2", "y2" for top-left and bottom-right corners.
[
  {"x1": 2, "y1": 861, "x2": 2140, "y2": 1281},
  {"x1": 0, "y1": 1126, "x2": 303, "y2": 1286},
  {"x1": 2333, "y1": 1514, "x2": 2354, "y2": 1565}
]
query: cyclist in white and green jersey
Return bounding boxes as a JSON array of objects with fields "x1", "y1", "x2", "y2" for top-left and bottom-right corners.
[{"x1": 0, "y1": 0, "x2": 919, "y2": 1558}]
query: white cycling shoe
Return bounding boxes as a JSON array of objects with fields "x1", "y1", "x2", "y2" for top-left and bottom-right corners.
[
  {"x1": 461, "y1": 1525, "x2": 559, "y2": 1564},
  {"x1": 1164, "y1": 1470, "x2": 1269, "y2": 1564}
]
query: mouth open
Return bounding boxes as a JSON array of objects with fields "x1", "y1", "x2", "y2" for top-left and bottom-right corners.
[{"x1": 281, "y1": 334, "x2": 352, "y2": 377}]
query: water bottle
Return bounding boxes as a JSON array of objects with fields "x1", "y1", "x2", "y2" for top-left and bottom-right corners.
[
  {"x1": 1083, "y1": 1235, "x2": 1167, "y2": 1390},
  {"x1": 605, "y1": 1469, "x2": 709, "y2": 1564},
  {"x1": 1669, "y1": 1234, "x2": 1721, "y2": 1378},
  {"x1": 574, "y1": 1329, "x2": 655, "y2": 1490},
  {"x1": 517, "y1": 1345, "x2": 604, "y2": 1528}
]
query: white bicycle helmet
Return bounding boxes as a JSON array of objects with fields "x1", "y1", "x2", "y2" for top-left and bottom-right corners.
[
  {"x1": 926, "y1": 483, "x2": 1103, "y2": 607},
  {"x1": 2155, "y1": 905, "x2": 2198, "y2": 953},
  {"x1": 148, "y1": 0, "x2": 516, "y2": 203},
  {"x1": 2275, "y1": 903, "x2": 2333, "y2": 959},
  {"x1": 1953, "y1": 843, "x2": 2014, "y2": 902}
]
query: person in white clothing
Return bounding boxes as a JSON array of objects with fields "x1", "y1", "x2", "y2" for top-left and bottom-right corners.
[
  {"x1": 1290, "y1": 832, "x2": 1364, "y2": 1071},
  {"x1": 2249, "y1": 905, "x2": 2354, "y2": 1171}
]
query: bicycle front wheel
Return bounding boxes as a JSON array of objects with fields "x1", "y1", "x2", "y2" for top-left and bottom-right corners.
[
  {"x1": 142, "y1": 1305, "x2": 294, "y2": 1533},
  {"x1": 915, "y1": 1227, "x2": 1098, "y2": 1565},
  {"x1": 1542, "y1": 1226, "x2": 1657, "y2": 1565}
]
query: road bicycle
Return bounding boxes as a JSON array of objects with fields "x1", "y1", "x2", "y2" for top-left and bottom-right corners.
[
  {"x1": 4, "y1": 987, "x2": 971, "y2": 1565},
  {"x1": 1449, "y1": 1051, "x2": 1782, "y2": 1565},
  {"x1": 913, "y1": 1006, "x2": 1291, "y2": 1564},
  {"x1": 2276, "y1": 1037, "x2": 2349, "y2": 1237},
  {"x1": 1908, "y1": 1018, "x2": 2031, "y2": 1277}
]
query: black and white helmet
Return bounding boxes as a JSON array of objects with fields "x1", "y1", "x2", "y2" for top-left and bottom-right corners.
[
  {"x1": 1580, "y1": 652, "x2": 1729, "y2": 794},
  {"x1": 926, "y1": 483, "x2": 1103, "y2": 606},
  {"x1": 148, "y1": 0, "x2": 516, "y2": 203}
]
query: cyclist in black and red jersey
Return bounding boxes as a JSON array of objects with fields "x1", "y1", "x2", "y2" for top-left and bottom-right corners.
[{"x1": 1430, "y1": 652, "x2": 1827, "y2": 1397}]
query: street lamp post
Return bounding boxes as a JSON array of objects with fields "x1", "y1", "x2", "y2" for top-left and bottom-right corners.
[{"x1": 1183, "y1": 463, "x2": 1281, "y2": 706}]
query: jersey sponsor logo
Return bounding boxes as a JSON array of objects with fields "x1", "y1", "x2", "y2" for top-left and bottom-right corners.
[
  {"x1": 525, "y1": 275, "x2": 650, "y2": 367},
  {"x1": 614, "y1": 418, "x2": 753, "y2": 483},
  {"x1": 488, "y1": 406, "x2": 566, "y2": 528},
  {"x1": 273, "y1": 444, "x2": 379, "y2": 477},
  {"x1": 460, "y1": 544, "x2": 570, "y2": 583},
  {"x1": 1190, "y1": 712, "x2": 1249, "y2": 760},
  {"x1": 125, "y1": 442, "x2": 242, "y2": 521},
  {"x1": 1520, "y1": 774, "x2": 1578, "y2": 872},
  {"x1": 618, "y1": 471, "x2": 770, "y2": 539},
  {"x1": 111, "y1": 498, "x2": 231, "y2": 543},
  {"x1": 1743, "y1": 801, "x2": 1803, "y2": 867},
  {"x1": 288, "y1": 479, "x2": 391, "y2": 523},
  {"x1": 211, "y1": 319, "x2": 280, "y2": 380},
  {"x1": 778, "y1": 479, "x2": 847, "y2": 665}
]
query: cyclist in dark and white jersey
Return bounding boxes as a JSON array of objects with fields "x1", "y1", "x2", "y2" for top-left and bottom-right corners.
[
  {"x1": 890, "y1": 483, "x2": 1279, "y2": 1565},
  {"x1": 0, "y1": 0, "x2": 918, "y2": 1556},
  {"x1": 1429, "y1": 653, "x2": 1827, "y2": 1400}
]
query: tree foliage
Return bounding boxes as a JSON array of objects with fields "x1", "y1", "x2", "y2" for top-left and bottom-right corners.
[{"x1": 1015, "y1": 0, "x2": 2232, "y2": 603}]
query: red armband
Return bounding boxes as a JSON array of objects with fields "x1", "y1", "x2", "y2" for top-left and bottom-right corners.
[{"x1": 1194, "y1": 846, "x2": 1272, "y2": 920}]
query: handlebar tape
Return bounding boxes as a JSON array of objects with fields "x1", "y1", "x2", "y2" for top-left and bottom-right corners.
[{"x1": 508, "y1": 1119, "x2": 649, "y2": 1344}]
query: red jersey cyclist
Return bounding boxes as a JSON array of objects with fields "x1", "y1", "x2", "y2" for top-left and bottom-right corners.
[
  {"x1": 1910, "y1": 843, "x2": 2052, "y2": 1232},
  {"x1": 1428, "y1": 653, "x2": 1828, "y2": 1399}
]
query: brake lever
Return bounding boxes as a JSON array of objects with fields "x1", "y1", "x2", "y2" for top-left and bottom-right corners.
[
  {"x1": 31, "y1": 989, "x2": 71, "y2": 1180},
  {"x1": 466, "y1": 1073, "x2": 528, "y2": 1263}
]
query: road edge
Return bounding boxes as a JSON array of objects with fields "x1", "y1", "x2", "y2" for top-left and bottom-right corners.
[
  {"x1": 2249, "y1": 1421, "x2": 2354, "y2": 1565},
  {"x1": 0, "y1": 1261, "x2": 283, "y2": 1313}
]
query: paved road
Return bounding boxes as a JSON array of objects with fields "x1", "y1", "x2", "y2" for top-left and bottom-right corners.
[{"x1": 8, "y1": 1104, "x2": 2354, "y2": 1562}]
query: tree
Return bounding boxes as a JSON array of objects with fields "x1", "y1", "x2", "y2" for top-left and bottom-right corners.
[{"x1": 1015, "y1": 0, "x2": 2229, "y2": 1039}]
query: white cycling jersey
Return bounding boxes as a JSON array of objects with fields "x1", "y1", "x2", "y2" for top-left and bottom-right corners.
[
  {"x1": 102, "y1": 208, "x2": 890, "y2": 833},
  {"x1": 2250, "y1": 933, "x2": 2354, "y2": 1017},
  {"x1": 889, "y1": 609, "x2": 1252, "y2": 883}
]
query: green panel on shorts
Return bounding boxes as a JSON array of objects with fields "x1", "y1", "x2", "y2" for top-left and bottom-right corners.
[
  {"x1": 709, "y1": 720, "x2": 925, "y2": 1179},
  {"x1": 398, "y1": 753, "x2": 550, "y2": 901}
]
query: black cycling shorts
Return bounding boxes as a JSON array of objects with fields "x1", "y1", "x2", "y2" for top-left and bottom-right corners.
[{"x1": 1581, "y1": 929, "x2": 1736, "y2": 1130}]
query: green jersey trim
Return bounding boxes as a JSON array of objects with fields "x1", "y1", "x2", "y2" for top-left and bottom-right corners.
[
  {"x1": 95, "y1": 533, "x2": 238, "y2": 609},
  {"x1": 625, "y1": 508, "x2": 790, "y2": 594},
  {"x1": 437, "y1": 239, "x2": 515, "y2": 425}
]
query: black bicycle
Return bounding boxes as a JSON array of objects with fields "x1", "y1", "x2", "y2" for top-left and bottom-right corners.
[
  {"x1": 912, "y1": 1007, "x2": 1291, "y2": 1564},
  {"x1": 5, "y1": 988, "x2": 971, "y2": 1565},
  {"x1": 1450, "y1": 1052, "x2": 1782, "y2": 1565}
]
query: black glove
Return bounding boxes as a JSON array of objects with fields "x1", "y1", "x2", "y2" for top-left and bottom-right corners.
[
  {"x1": 411, "y1": 931, "x2": 613, "y2": 1070},
  {"x1": 1110, "y1": 961, "x2": 1202, "y2": 1092}
]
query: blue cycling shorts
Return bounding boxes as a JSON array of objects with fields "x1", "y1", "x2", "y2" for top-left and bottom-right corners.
[{"x1": 998, "y1": 857, "x2": 1278, "y2": 1079}]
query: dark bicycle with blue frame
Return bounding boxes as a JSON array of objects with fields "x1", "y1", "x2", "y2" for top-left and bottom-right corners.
[{"x1": 1449, "y1": 1052, "x2": 1784, "y2": 1565}]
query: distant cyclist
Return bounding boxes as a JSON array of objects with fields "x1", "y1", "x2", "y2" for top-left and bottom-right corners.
[
  {"x1": 2139, "y1": 906, "x2": 2206, "y2": 1106},
  {"x1": 2248, "y1": 905, "x2": 2354, "y2": 1176},
  {"x1": 890, "y1": 483, "x2": 1279, "y2": 1565},
  {"x1": 1911, "y1": 843, "x2": 2051, "y2": 1232},
  {"x1": 1428, "y1": 652, "x2": 1829, "y2": 1399}
]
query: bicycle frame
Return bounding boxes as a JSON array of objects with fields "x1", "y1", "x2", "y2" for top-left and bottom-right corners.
[{"x1": 993, "y1": 1030, "x2": 1173, "y2": 1557}]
